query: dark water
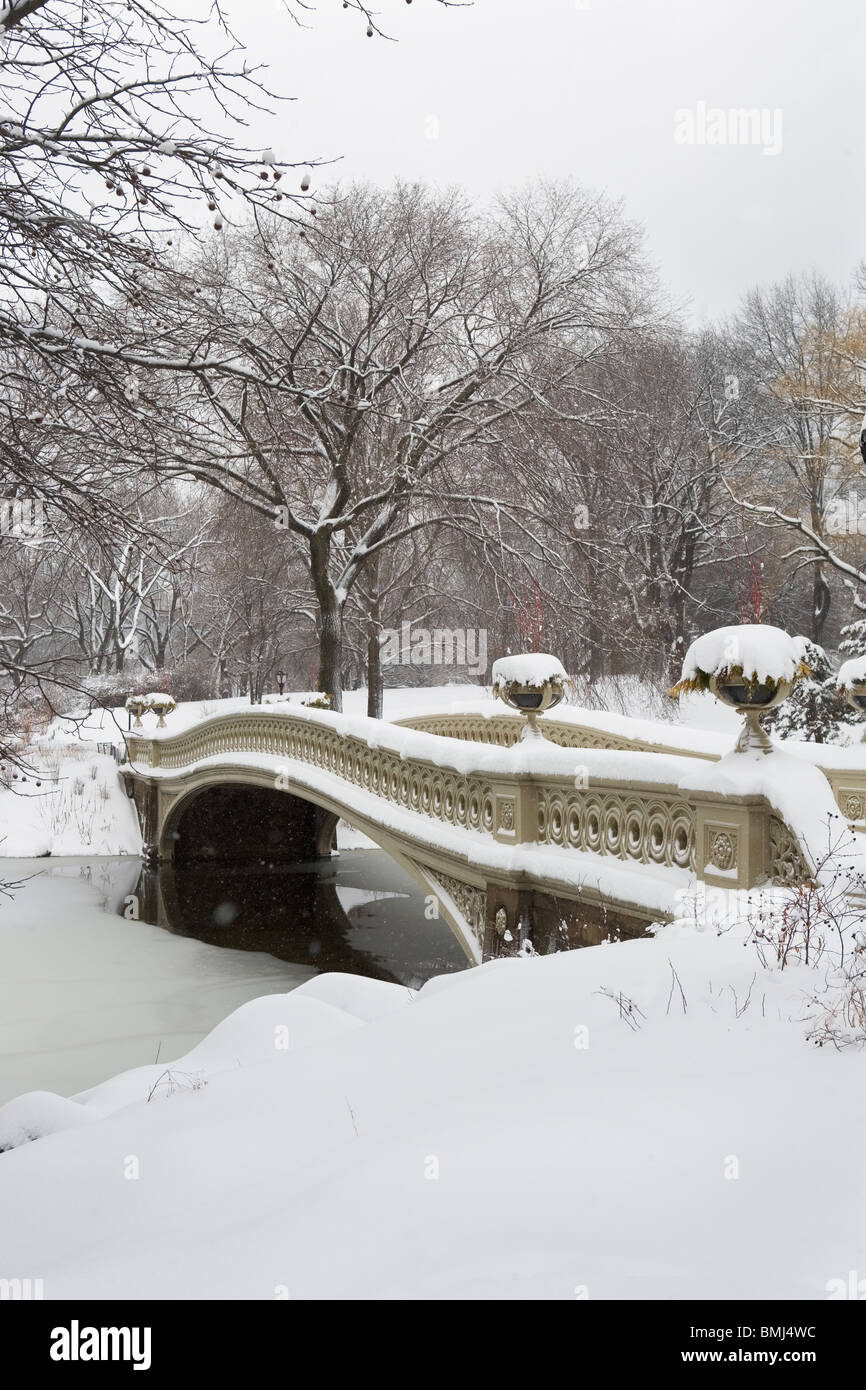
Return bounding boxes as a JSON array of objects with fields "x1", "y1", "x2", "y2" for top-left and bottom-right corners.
[{"x1": 134, "y1": 848, "x2": 471, "y2": 991}]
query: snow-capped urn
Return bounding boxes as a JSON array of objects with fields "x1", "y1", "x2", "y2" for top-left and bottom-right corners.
[
  {"x1": 491, "y1": 653, "x2": 569, "y2": 740},
  {"x1": 145, "y1": 693, "x2": 177, "y2": 729},
  {"x1": 669, "y1": 625, "x2": 809, "y2": 755},
  {"x1": 124, "y1": 694, "x2": 148, "y2": 729},
  {"x1": 836, "y1": 656, "x2": 866, "y2": 739}
]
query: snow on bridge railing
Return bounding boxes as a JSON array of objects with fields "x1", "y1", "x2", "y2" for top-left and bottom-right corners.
[
  {"x1": 397, "y1": 704, "x2": 866, "y2": 830},
  {"x1": 396, "y1": 707, "x2": 723, "y2": 759},
  {"x1": 123, "y1": 703, "x2": 826, "y2": 891}
]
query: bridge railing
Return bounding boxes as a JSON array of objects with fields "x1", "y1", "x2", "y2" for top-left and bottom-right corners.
[
  {"x1": 125, "y1": 707, "x2": 812, "y2": 892},
  {"x1": 397, "y1": 708, "x2": 866, "y2": 827},
  {"x1": 396, "y1": 710, "x2": 719, "y2": 758}
]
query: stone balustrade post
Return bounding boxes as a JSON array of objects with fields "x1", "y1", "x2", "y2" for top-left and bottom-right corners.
[{"x1": 689, "y1": 793, "x2": 770, "y2": 891}]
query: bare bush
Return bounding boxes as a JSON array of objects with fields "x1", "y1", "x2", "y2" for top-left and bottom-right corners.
[{"x1": 740, "y1": 829, "x2": 866, "y2": 1047}]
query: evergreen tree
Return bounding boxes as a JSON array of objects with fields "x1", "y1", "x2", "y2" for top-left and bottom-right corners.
[
  {"x1": 838, "y1": 617, "x2": 866, "y2": 661},
  {"x1": 764, "y1": 638, "x2": 859, "y2": 743}
]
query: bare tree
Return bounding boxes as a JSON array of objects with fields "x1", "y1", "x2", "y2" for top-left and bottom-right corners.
[
  {"x1": 730, "y1": 275, "x2": 862, "y2": 642},
  {"x1": 141, "y1": 180, "x2": 651, "y2": 707}
]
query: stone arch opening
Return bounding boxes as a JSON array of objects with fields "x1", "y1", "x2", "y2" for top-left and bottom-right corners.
[
  {"x1": 167, "y1": 782, "x2": 337, "y2": 867},
  {"x1": 135, "y1": 770, "x2": 487, "y2": 962}
]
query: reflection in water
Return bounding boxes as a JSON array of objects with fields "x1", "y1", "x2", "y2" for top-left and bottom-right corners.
[{"x1": 135, "y1": 849, "x2": 470, "y2": 990}]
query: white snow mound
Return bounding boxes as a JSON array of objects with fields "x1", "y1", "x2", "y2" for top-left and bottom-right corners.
[
  {"x1": 681, "y1": 624, "x2": 802, "y2": 685},
  {"x1": 0, "y1": 1091, "x2": 104, "y2": 1151},
  {"x1": 491, "y1": 653, "x2": 568, "y2": 685},
  {"x1": 837, "y1": 656, "x2": 866, "y2": 689}
]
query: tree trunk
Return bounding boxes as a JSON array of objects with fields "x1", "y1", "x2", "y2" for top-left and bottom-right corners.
[
  {"x1": 367, "y1": 628, "x2": 383, "y2": 718},
  {"x1": 318, "y1": 607, "x2": 343, "y2": 711},
  {"x1": 812, "y1": 565, "x2": 831, "y2": 644},
  {"x1": 587, "y1": 617, "x2": 603, "y2": 684},
  {"x1": 217, "y1": 657, "x2": 228, "y2": 699},
  {"x1": 365, "y1": 557, "x2": 383, "y2": 718},
  {"x1": 668, "y1": 592, "x2": 687, "y2": 684},
  {"x1": 311, "y1": 533, "x2": 343, "y2": 711}
]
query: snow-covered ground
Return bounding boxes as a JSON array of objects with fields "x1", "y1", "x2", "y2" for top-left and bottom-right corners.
[
  {"x1": 0, "y1": 744, "x2": 140, "y2": 858},
  {"x1": 1, "y1": 902, "x2": 864, "y2": 1299}
]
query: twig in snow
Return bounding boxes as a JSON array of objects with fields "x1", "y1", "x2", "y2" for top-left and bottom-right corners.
[
  {"x1": 666, "y1": 958, "x2": 688, "y2": 1016},
  {"x1": 595, "y1": 986, "x2": 645, "y2": 1031},
  {"x1": 728, "y1": 973, "x2": 757, "y2": 1019}
]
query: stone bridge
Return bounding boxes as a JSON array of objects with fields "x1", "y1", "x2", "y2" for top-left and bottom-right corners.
[{"x1": 121, "y1": 704, "x2": 828, "y2": 963}]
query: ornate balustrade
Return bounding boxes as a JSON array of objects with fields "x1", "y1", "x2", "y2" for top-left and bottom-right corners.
[
  {"x1": 396, "y1": 710, "x2": 718, "y2": 758},
  {"x1": 125, "y1": 708, "x2": 809, "y2": 891},
  {"x1": 397, "y1": 710, "x2": 866, "y2": 827}
]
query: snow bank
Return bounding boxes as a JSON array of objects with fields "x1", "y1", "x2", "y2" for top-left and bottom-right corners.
[
  {"x1": 0, "y1": 749, "x2": 140, "y2": 857},
  {"x1": 1, "y1": 926, "x2": 864, "y2": 1299},
  {"x1": 0, "y1": 976, "x2": 413, "y2": 1145},
  {"x1": 0, "y1": 1091, "x2": 105, "y2": 1151},
  {"x1": 291, "y1": 972, "x2": 414, "y2": 1022}
]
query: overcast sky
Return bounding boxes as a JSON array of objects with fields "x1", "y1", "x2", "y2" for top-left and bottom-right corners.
[{"x1": 231, "y1": 0, "x2": 865, "y2": 324}]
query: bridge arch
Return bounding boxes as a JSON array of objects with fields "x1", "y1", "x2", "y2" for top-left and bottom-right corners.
[
  {"x1": 161, "y1": 773, "x2": 338, "y2": 867},
  {"x1": 149, "y1": 765, "x2": 482, "y2": 962}
]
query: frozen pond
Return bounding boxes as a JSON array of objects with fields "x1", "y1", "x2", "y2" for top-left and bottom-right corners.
[{"x1": 0, "y1": 850, "x2": 469, "y2": 1105}]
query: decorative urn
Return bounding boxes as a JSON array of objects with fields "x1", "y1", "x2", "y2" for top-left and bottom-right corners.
[
  {"x1": 491, "y1": 653, "x2": 568, "y2": 740},
  {"x1": 146, "y1": 693, "x2": 177, "y2": 729},
  {"x1": 836, "y1": 657, "x2": 866, "y2": 741},
  {"x1": 125, "y1": 694, "x2": 148, "y2": 729},
  {"x1": 669, "y1": 625, "x2": 807, "y2": 755},
  {"x1": 708, "y1": 672, "x2": 793, "y2": 754}
]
